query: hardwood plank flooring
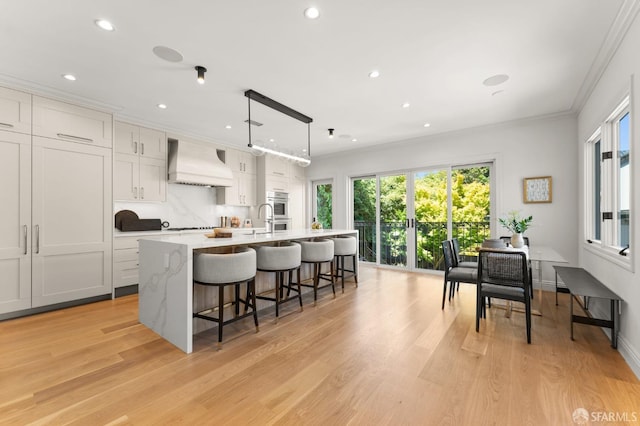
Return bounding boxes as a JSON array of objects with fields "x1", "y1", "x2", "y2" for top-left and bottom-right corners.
[{"x1": 1, "y1": 265, "x2": 638, "y2": 425}]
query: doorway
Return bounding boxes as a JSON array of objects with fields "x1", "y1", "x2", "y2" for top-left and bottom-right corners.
[{"x1": 352, "y1": 163, "x2": 491, "y2": 271}]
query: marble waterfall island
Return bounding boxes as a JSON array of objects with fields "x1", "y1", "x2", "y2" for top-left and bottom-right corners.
[{"x1": 138, "y1": 229, "x2": 358, "y2": 353}]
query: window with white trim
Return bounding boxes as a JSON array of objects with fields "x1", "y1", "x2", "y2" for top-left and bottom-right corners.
[{"x1": 584, "y1": 95, "x2": 631, "y2": 266}]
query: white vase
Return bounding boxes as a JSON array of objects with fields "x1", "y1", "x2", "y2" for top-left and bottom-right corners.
[{"x1": 511, "y1": 233, "x2": 525, "y2": 248}]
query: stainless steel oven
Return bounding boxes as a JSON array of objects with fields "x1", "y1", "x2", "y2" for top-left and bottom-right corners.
[
  {"x1": 272, "y1": 219, "x2": 290, "y2": 232},
  {"x1": 266, "y1": 191, "x2": 289, "y2": 220}
]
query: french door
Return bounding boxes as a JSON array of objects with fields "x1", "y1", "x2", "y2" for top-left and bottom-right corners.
[{"x1": 352, "y1": 164, "x2": 491, "y2": 271}]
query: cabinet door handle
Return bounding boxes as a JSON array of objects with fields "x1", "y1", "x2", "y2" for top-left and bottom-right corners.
[
  {"x1": 134, "y1": 141, "x2": 138, "y2": 154},
  {"x1": 35, "y1": 225, "x2": 40, "y2": 254},
  {"x1": 57, "y1": 133, "x2": 94, "y2": 143},
  {"x1": 23, "y1": 225, "x2": 28, "y2": 255},
  {"x1": 0, "y1": 122, "x2": 15, "y2": 128},
  {"x1": 141, "y1": 143, "x2": 144, "y2": 155},
  {"x1": 133, "y1": 187, "x2": 138, "y2": 199},
  {"x1": 274, "y1": 171, "x2": 284, "y2": 176},
  {"x1": 140, "y1": 187, "x2": 144, "y2": 199}
]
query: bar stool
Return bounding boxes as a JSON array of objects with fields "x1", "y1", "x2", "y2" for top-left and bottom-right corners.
[
  {"x1": 299, "y1": 239, "x2": 335, "y2": 305},
  {"x1": 330, "y1": 236, "x2": 358, "y2": 292},
  {"x1": 193, "y1": 247, "x2": 259, "y2": 349},
  {"x1": 254, "y1": 242, "x2": 303, "y2": 321}
]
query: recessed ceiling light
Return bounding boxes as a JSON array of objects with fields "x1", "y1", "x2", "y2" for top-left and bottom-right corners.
[
  {"x1": 225, "y1": 125, "x2": 232, "y2": 129},
  {"x1": 269, "y1": 138, "x2": 275, "y2": 142},
  {"x1": 483, "y1": 74, "x2": 509, "y2": 86},
  {"x1": 304, "y1": 7, "x2": 320, "y2": 19},
  {"x1": 95, "y1": 19, "x2": 115, "y2": 31},
  {"x1": 368, "y1": 70, "x2": 380, "y2": 79},
  {"x1": 402, "y1": 102, "x2": 410, "y2": 108},
  {"x1": 157, "y1": 103, "x2": 167, "y2": 109},
  {"x1": 423, "y1": 123, "x2": 431, "y2": 128},
  {"x1": 302, "y1": 148, "x2": 308, "y2": 153},
  {"x1": 62, "y1": 74, "x2": 76, "y2": 81},
  {"x1": 351, "y1": 138, "x2": 358, "y2": 142}
]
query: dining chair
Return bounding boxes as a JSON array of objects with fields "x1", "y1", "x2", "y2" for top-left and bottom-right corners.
[
  {"x1": 441, "y1": 240, "x2": 477, "y2": 309},
  {"x1": 499, "y1": 236, "x2": 534, "y2": 298},
  {"x1": 451, "y1": 237, "x2": 478, "y2": 269},
  {"x1": 476, "y1": 248, "x2": 531, "y2": 343}
]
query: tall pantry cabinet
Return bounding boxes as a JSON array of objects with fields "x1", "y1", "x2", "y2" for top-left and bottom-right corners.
[{"x1": 0, "y1": 87, "x2": 113, "y2": 315}]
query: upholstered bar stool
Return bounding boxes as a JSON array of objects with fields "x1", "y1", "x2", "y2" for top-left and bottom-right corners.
[
  {"x1": 330, "y1": 236, "x2": 358, "y2": 293},
  {"x1": 193, "y1": 247, "x2": 259, "y2": 349},
  {"x1": 299, "y1": 239, "x2": 335, "y2": 305},
  {"x1": 254, "y1": 242, "x2": 303, "y2": 321}
]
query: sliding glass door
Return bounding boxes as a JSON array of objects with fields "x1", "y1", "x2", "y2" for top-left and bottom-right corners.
[{"x1": 352, "y1": 163, "x2": 491, "y2": 271}]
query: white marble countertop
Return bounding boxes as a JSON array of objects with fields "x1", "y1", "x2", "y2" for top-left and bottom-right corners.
[{"x1": 138, "y1": 228, "x2": 358, "y2": 249}]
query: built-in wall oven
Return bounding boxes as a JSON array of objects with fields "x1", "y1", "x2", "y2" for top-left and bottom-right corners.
[
  {"x1": 266, "y1": 191, "x2": 290, "y2": 232},
  {"x1": 266, "y1": 191, "x2": 289, "y2": 220}
]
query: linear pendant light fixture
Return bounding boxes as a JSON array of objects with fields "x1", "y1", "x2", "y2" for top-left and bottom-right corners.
[{"x1": 245, "y1": 89, "x2": 313, "y2": 166}]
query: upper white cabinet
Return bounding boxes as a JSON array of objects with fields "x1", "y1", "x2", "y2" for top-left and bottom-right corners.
[
  {"x1": 32, "y1": 96, "x2": 112, "y2": 148},
  {"x1": 0, "y1": 86, "x2": 31, "y2": 134},
  {"x1": 114, "y1": 121, "x2": 166, "y2": 160},
  {"x1": 264, "y1": 155, "x2": 289, "y2": 178},
  {"x1": 226, "y1": 148, "x2": 256, "y2": 175},
  {"x1": 114, "y1": 121, "x2": 167, "y2": 202},
  {"x1": 217, "y1": 148, "x2": 256, "y2": 206}
]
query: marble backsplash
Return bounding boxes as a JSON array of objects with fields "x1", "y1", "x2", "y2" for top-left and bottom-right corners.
[{"x1": 114, "y1": 184, "x2": 253, "y2": 229}]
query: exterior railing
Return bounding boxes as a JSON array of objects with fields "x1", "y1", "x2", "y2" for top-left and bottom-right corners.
[{"x1": 354, "y1": 220, "x2": 491, "y2": 270}]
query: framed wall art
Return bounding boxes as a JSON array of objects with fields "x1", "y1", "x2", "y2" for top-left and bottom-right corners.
[{"x1": 523, "y1": 176, "x2": 552, "y2": 203}]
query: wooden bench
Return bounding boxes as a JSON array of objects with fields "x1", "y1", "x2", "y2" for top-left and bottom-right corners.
[{"x1": 554, "y1": 266, "x2": 622, "y2": 349}]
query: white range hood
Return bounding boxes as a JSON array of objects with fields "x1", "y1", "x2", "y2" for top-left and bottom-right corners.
[{"x1": 167, "y1": 139, "x2": 233, "y2": 187}]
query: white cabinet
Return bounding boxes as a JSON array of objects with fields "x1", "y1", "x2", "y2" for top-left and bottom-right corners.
[
  {"x1": 114, "y1": 121, "x2": 167, "y2": 202},
  {"x1": 264, "y1": 155, "x2": 289, "y2": 178},
  {"x1": 226, "y1": 148, "x2": 255, "y2": 174},
  {"x1": 0, "y1": 131, "x2": 112, "y2": 313},
  {"x1": 32, "y1": 96, "x2": 112, "y2": 148},
  {"x1": 0, "y1": 86, "x2": 31, "y2": 134},
  {"x1": 114, "y1": 121, "x2": 166, "y2": 160},
  {"x1": 31, "y1": 137, "x2": 112, "y2": 307},
  {"x1": 0, "y1": 131, "x2": 32, "y2": 313},
  {"x1": 289, "y1": 163, "x2": 306, "y2": 229},
  {"x1": 217, "y1": 148, "x2": 256, "y2": 206},
  {"x1": 113, "y1": 235, "x2": 164, "y2": 288}
]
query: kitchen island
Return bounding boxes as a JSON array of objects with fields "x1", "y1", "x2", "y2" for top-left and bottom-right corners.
[{"x1": 138, "y1": 229, "x2": 358, "y2": 353}]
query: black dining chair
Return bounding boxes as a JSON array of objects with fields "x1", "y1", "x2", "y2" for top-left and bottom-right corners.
[
  {"x1": 441, "y1": 240, "x2": 477, "y2": 309},
  {"x1": 476, "y1": 248, "x2": 531, "y2": 343}
]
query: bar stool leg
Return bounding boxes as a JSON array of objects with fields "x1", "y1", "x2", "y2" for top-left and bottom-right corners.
[
  {"x1": 330, "y1": 261, "x2": 336, "y2": 297},
  {"x1": 217, "y1": 284, "x2": 224, "y2": 349},
  {"x1": 313, "y1": 263, "x2": 319, "y2": 305},
  {"x1": 250, "y1": 278, "x2": 259, "y2": 332},
  {"x1": 296, "y1": 267, "x2": 303, "y2": 311},
  {"x1": 352, "y1": 254, "x2": 358, "y2": 287}
]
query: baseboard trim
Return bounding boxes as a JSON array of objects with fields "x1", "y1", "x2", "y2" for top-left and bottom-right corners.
[
  {"x1": 0, "y1": 294, "x2": 112, "y2": 321},
  {"x1": 114, "y1": 285, "x2": 139, "y2": 298}
]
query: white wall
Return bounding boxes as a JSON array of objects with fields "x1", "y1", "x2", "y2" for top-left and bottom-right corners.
[
  {"x1": 578, "y1": 11, "x2": 640, "y2": 378},
  {"x1": 307, "y1": 114, "x2": 579, "y2": 283}
]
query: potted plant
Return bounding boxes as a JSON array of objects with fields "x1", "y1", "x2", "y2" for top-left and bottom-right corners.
[{"x1": 498, "y1": 211, "x2": 533, "y2": 248}]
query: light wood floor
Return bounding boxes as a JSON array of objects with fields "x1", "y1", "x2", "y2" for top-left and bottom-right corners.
[{"x1": 1, "y1": 266, "x2": 638, "y2": 425}]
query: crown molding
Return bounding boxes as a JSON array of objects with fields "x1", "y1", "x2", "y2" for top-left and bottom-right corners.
[{"x1": 572, "y1": 0, "x2": 640, "y2": 112}]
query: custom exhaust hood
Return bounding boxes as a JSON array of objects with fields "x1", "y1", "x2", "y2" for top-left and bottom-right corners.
[{"x1": 167, "y1": 139, "x2": 233, "y2": 186}]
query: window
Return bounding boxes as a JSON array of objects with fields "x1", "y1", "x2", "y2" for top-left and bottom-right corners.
[
  {"x1": 585, "y1": 95, "x2": 631, "y2": 266},
  {"x1": 312, "y1": 180, "x2": 332, "y2": 229}
]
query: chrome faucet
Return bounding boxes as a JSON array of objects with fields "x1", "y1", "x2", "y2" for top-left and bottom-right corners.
[{"x1": 258, "y1": 203, "x2": 274, "y2": 233}]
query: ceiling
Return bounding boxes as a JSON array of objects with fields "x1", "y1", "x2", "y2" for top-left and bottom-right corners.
[{"x1": 0, "y1": 0, "x2": 630, "y2": 158}]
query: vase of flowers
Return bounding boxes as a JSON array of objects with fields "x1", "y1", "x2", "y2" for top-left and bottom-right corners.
[{"x1": 498, "y1": 211, "x2": 533, "y2": 248}]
